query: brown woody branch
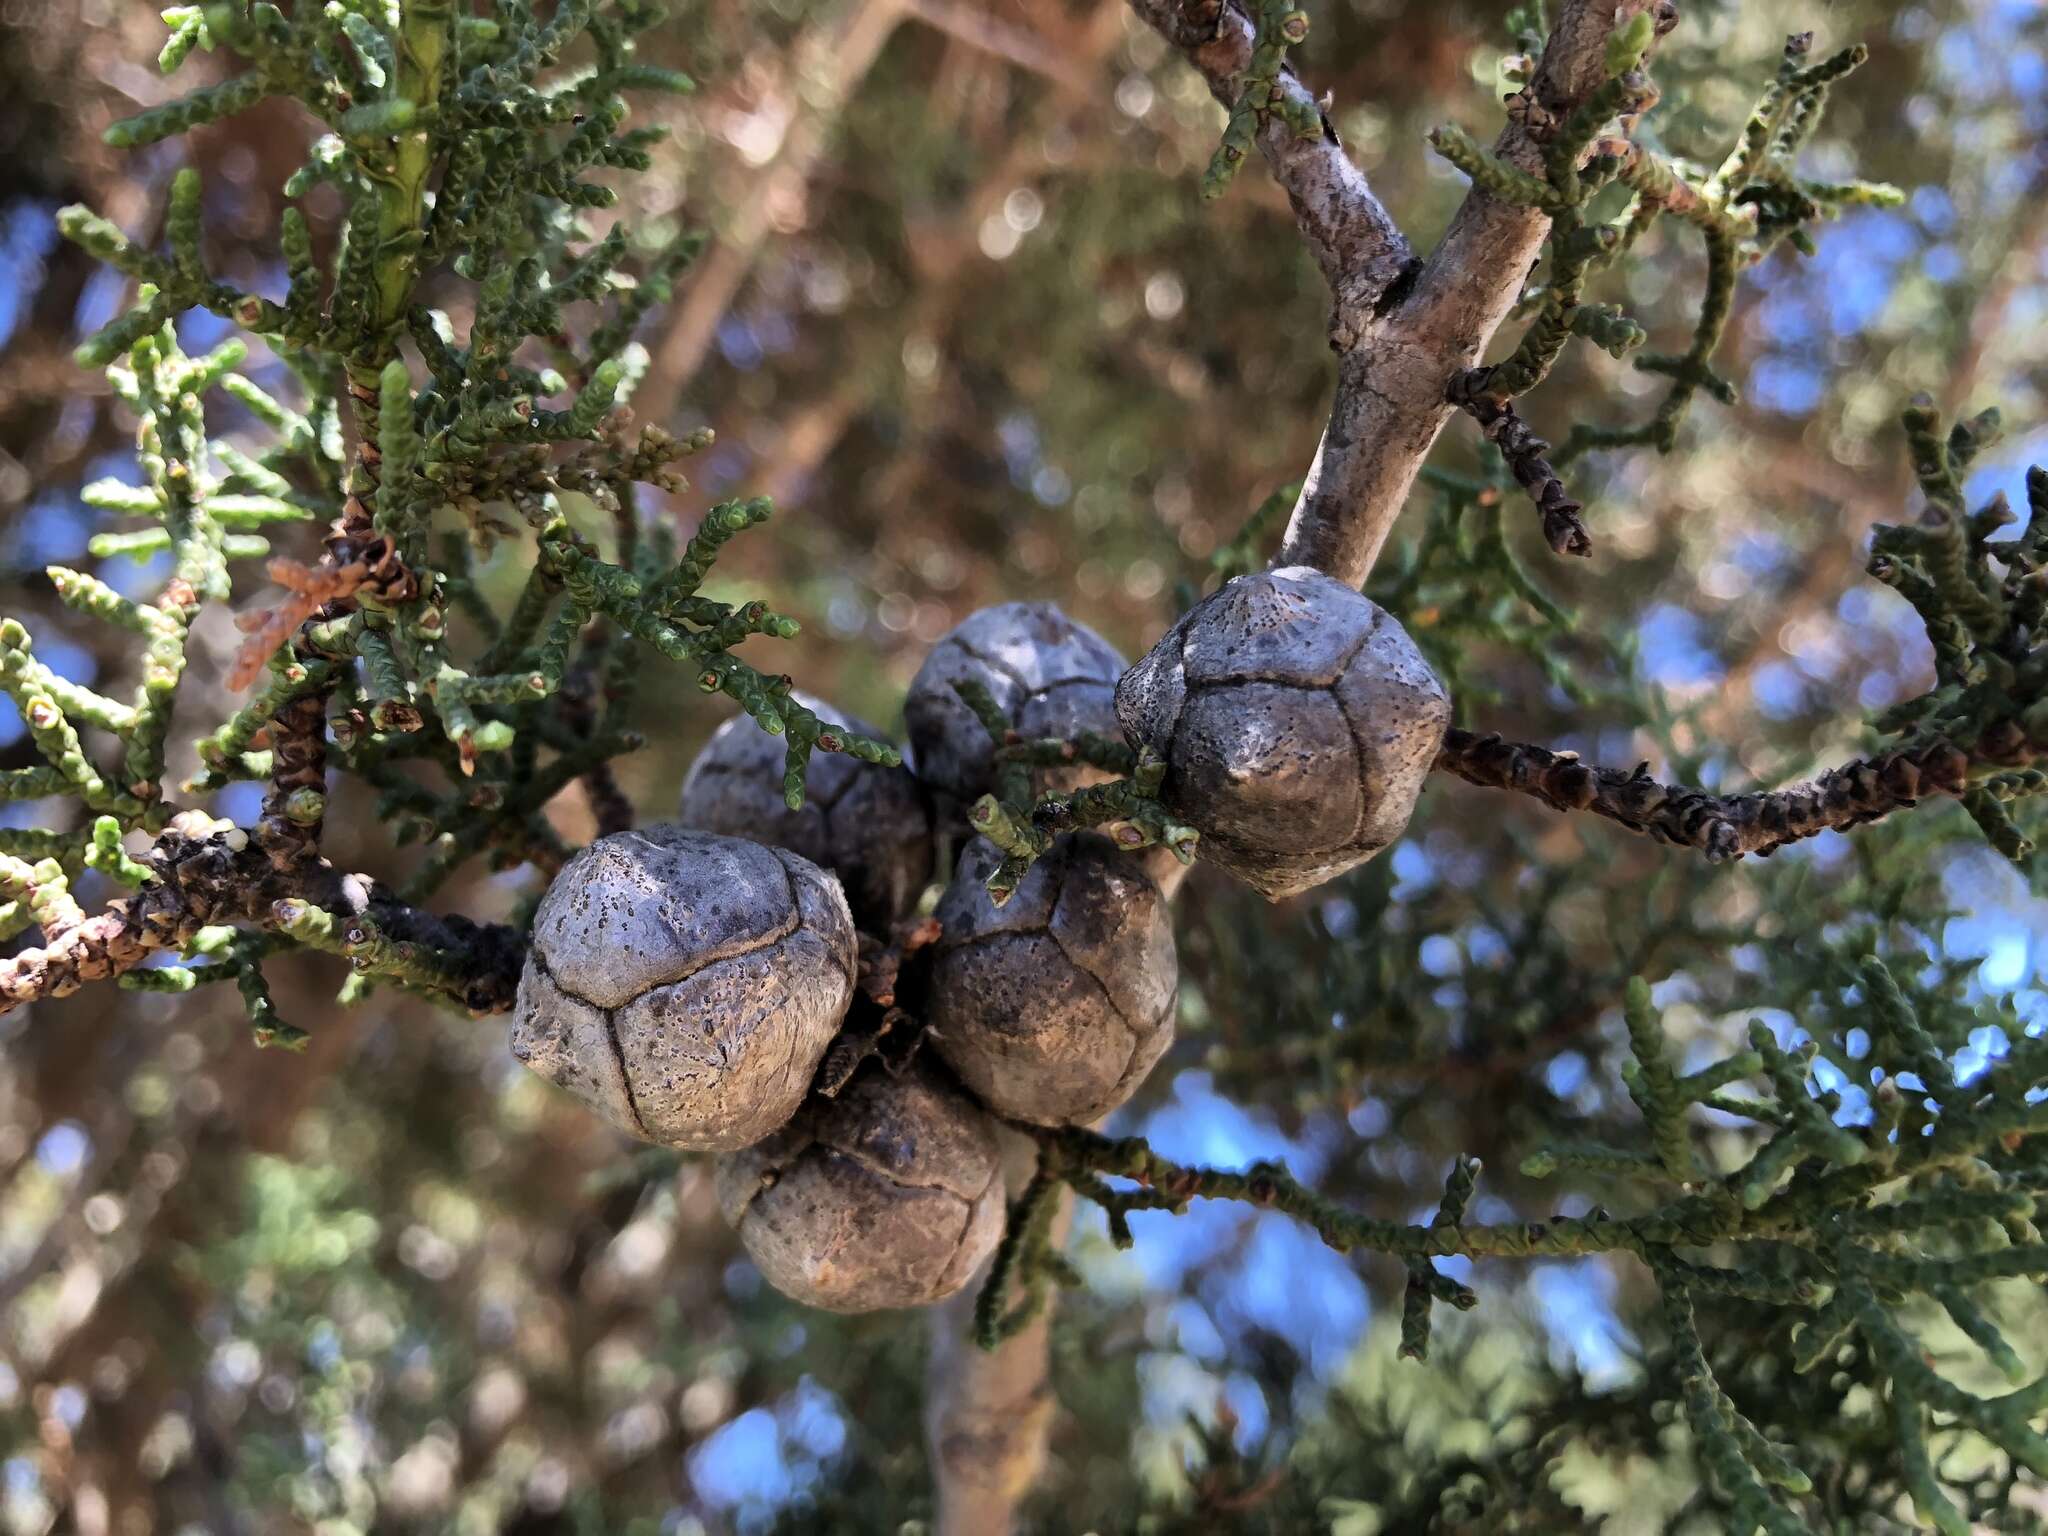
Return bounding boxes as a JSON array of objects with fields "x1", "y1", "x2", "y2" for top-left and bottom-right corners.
[
  {"x1": 1263, "y1": 0, "x2": 1668, "y2": 587},
  {"x1": 1123, "y1": 0, "x2": 1415, "y2": 323},
  {"x1": 247, "y1": 377, "x2": 415, "y2": 864},
  {"x1": 902, "y1": 0, "x2": 1100, "y2": 91},
  {"x1": 1431, "y1": 726, "x2": 1998, "y2": 861},
  {"x1": 1447, "y1": 369, "x2": 1590, "y2": 555},
  {"x1": 0, "y1": 812, "x2": 527, "y2": 1018}
]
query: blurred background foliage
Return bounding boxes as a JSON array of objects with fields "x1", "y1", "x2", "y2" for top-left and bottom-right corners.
[{"x1": 0, "y1": 0, "x2": 2045, "y2": 1531}]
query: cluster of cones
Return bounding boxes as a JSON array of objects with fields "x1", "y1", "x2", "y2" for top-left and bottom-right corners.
[{"x1": 512, "y1": 571, "x2": 1451, "y2": 1312}]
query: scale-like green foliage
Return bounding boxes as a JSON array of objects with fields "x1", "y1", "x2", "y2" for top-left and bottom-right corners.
[
  {"x1": 1439, "y1": 28, "x2": 1906, "y2": 461},
  {"x1": 941, "y1": 13, "x2": 2048, "y2": 1528},
  {"x1": 999, "y1": 819, "x2": 2048, "y2": 1531},
  {"x1": 6, "y1": 4, "x2": 2048, "y2": 1530},
  {"x1": 2, "y1": 0, "x2": 897, "y2": 1031}
]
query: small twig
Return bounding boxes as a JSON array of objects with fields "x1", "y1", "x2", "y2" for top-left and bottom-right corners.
[
  {"x1": 900, "y1": 0, "x2": 1096, "y2": 91},
  {"x1": 0, "y1": 812, "x2": 526, "y2": 1017},
  {"x1": 332, "y1": 372, "x2": 421, "y2": 605},
  {"x1": 1448, "y1": 369, "x2": 1590, "y2": 557},
  {"x1": 1433, "y1": 726, "x2": 1989, "y2": 861},
  {"x1": 857, "y1": 915, "x2": 943, "y2": 1010},
  {"x1": 256, "y1": 668, "x2": 333, "y2": 870},
  {"x1": 1123, "y1": 0, "x2": 1412, "y2": 323}
]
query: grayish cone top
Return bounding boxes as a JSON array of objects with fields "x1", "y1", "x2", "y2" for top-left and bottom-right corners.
[
  {"x1": 905, "y1": 602, "x2": 1124, "y2": 807},
  {"x1": 511, "y1": 826, "x2": 857, "y2": 1151},
  {"x1": 678, "y1": 690, "x2": 935, "y2": 931},
  {"x1": 1116, "y1": 566, "x2": 1450, "y2": 900}
]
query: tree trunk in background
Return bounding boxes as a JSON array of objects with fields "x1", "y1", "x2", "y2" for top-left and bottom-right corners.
[
  {"x1": 925, "y1": 1128, "x2": 1069, "y2": 1536},
  {"x1": 641, "y1": 0, "x2": 911, "y2": 408}
]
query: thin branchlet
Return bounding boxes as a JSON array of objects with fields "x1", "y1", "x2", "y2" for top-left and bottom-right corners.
[
  {"x1": 1003, "y1": 931, "x2": 2048, "y2": 1522},
  {"x1": 1434, "y1": 24, "x2": 1899, "y2": 556},
  {"x1": 1435, "y1": 400, "x2": 2047, "y2": 868}
]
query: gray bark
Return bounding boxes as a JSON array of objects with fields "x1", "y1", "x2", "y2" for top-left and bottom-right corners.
[
  {"x1": 917, "y1": 4, "x2": 1653, "y2": 1526},
  {"x1": 1133, "y1": 0, "x2": 1658, "y2": 588},
  {"x1": 925, "y1": 1129, "x2": 1071, "y2": 1536}
]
